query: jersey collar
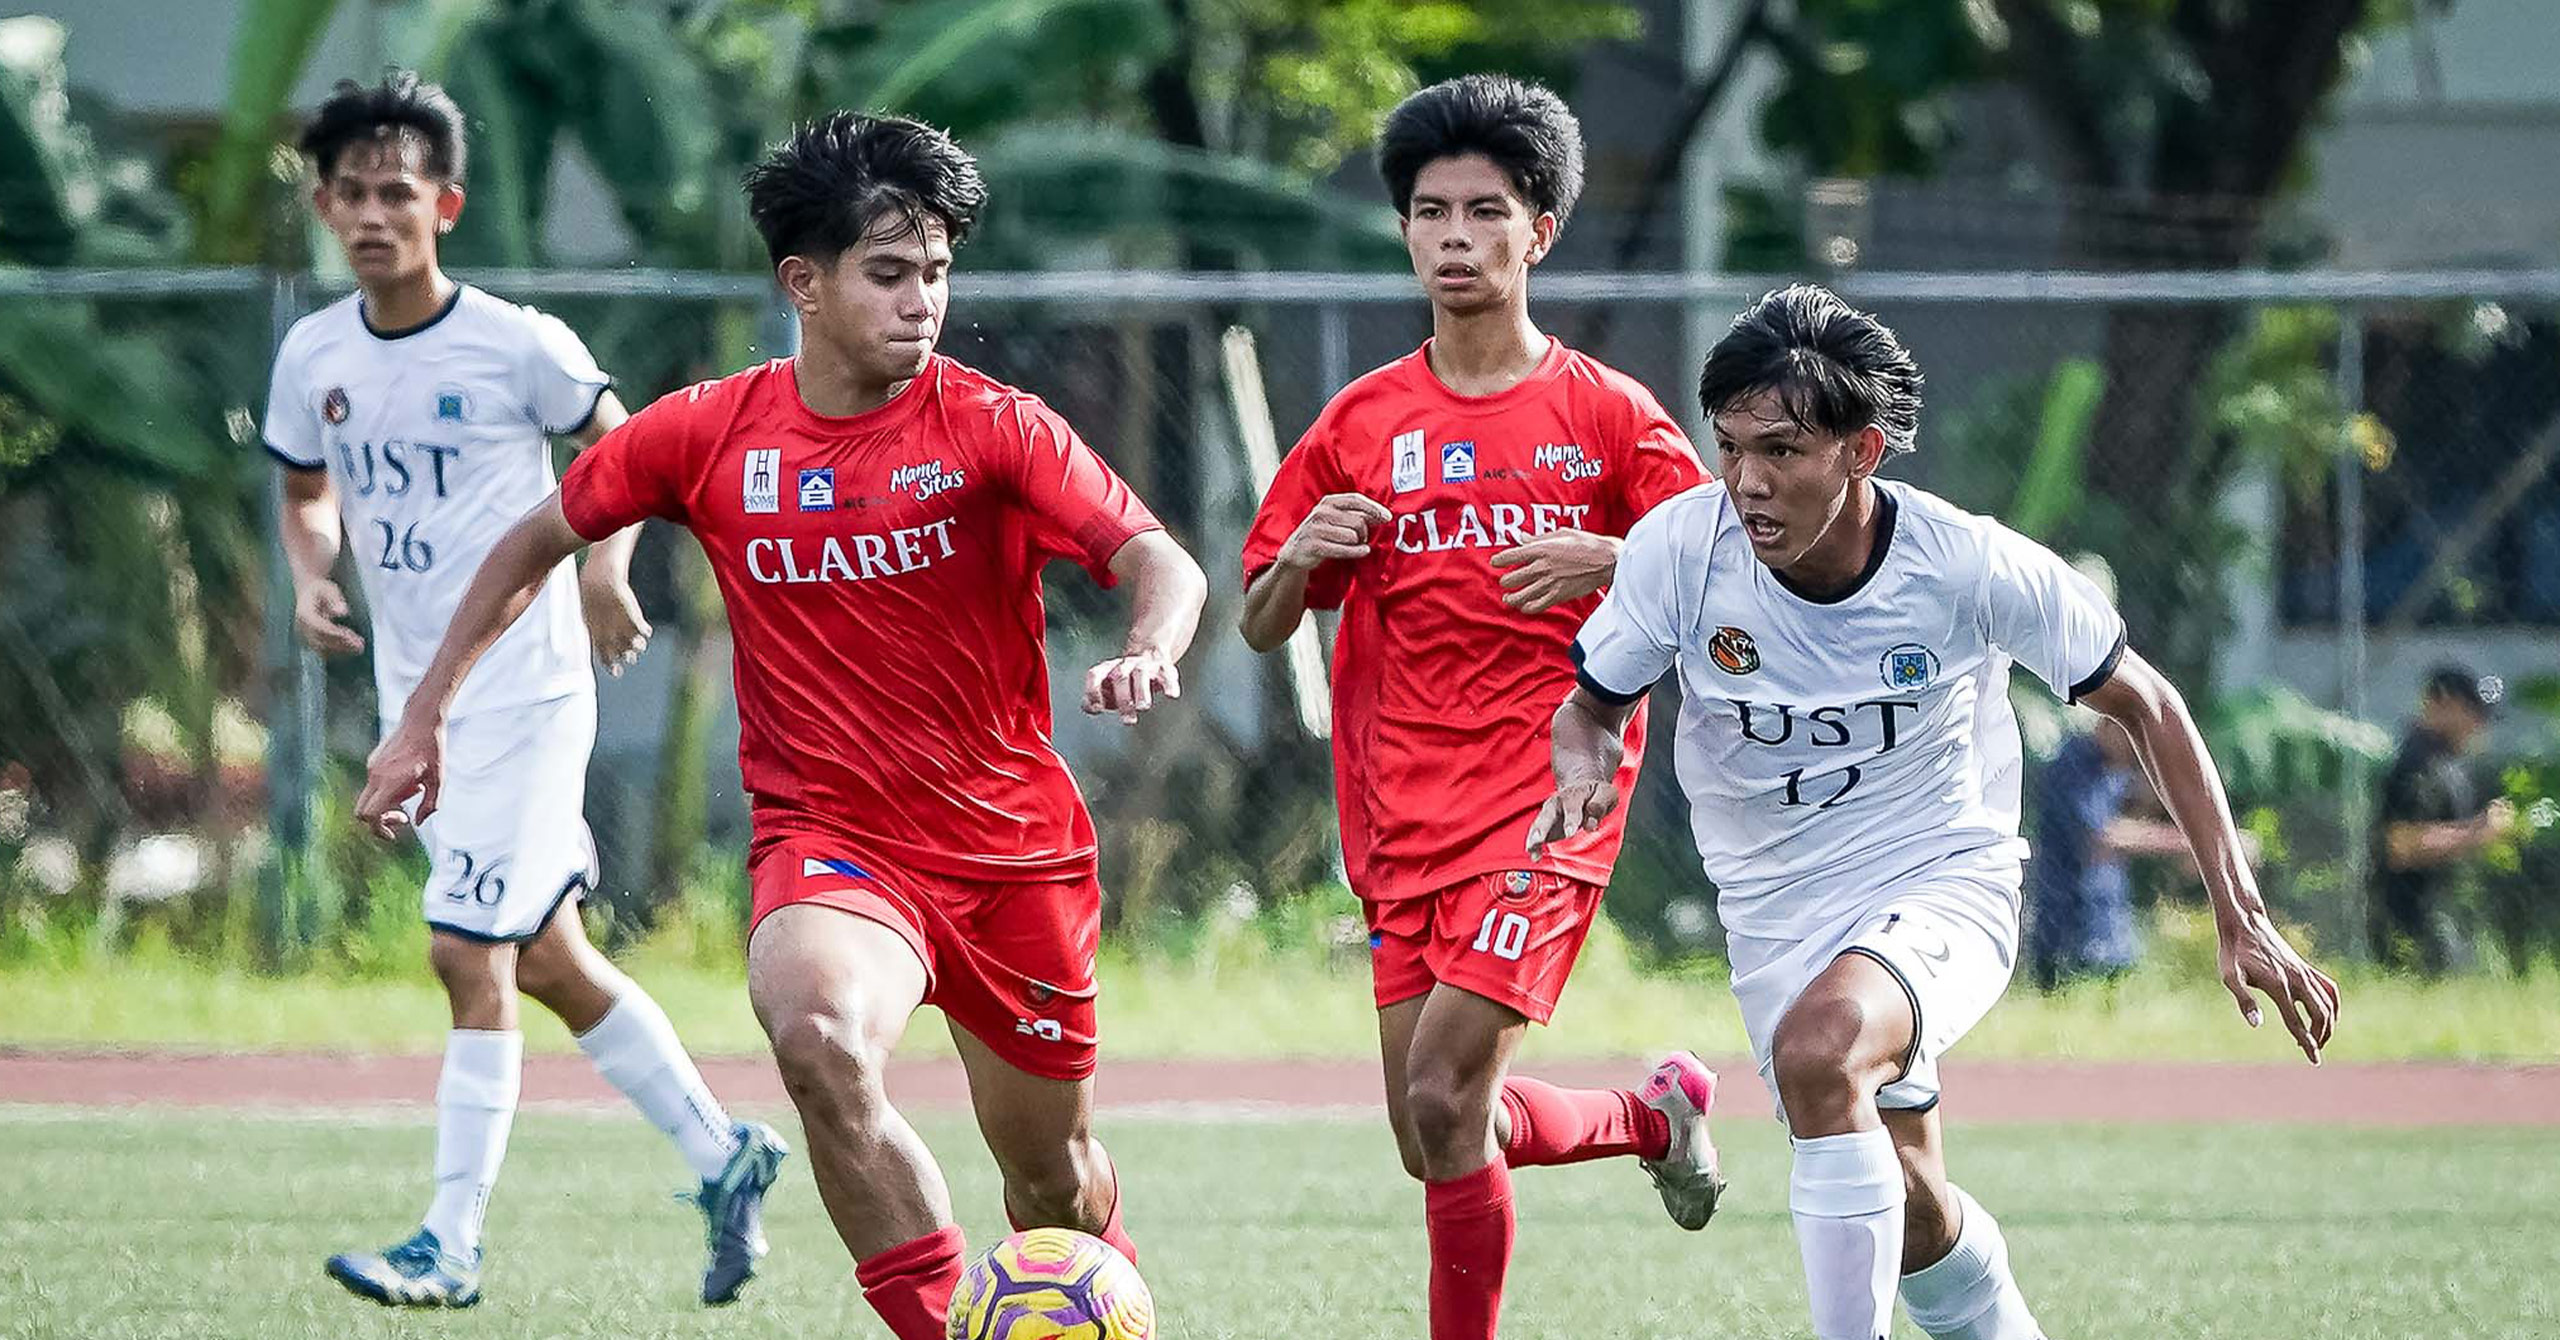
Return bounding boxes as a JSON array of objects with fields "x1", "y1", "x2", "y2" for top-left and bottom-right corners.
[
  {"x1": 360, "y1": 283, "x2": 466, "y2": 341},
  {"x1": 1768, "y1": 482, "x2": 1898, "y2": 606}
]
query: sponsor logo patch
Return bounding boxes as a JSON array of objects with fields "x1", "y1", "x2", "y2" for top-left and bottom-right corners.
[
  {"x1": 1440, "y1": 440, "x2": 1477, "y2": 483},
  {"x1": 1391, "y1": 429, "x2": 1426, "y2": 494},
  {"x1": 1881, "y1": 643, "x2": 1939, "y2": 692},
  {"x1": 797, "y1": 467, "x2": 836, "y2": 512},
  {"x1": 321, "y1": 386, "x2": 350, "y2": 425},
  {"x1": 743, "y1": 449, "x2": 781, "y2": 514}
]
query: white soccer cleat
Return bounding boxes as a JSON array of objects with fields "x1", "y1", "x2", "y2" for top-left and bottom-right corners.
[{"x1": 1636, "y1": 1050, "x2": 1727, "y2": 1230}]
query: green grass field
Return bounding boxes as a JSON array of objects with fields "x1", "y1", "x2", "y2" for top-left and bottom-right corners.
[
  {"x1": 6, "y1": 1104, "x2": 2554, "y2": 1339},
  {"x1": 8, "y1": 941, "x2": 2560, "y2": 1062}
]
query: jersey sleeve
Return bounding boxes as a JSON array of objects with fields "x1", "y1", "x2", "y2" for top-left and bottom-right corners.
[
  {"x1": 558, "y1": 383, "x2": 704, "y2": 539},
  {"x1": 1570, "y1": 502, "x2": 1688, "y2": 705},
  {"x1": 1978, "y1": 522, "x2": 2128, "y2": 702},
  {"x1": 259, "y1": 335, "x2": 323, "y2": 469},
  {"x1": 1241, "y1": 423, "x2": 1356, "y2": 610},
  {"x1": 517, "y1": 306, "x2": 614, "y2": 434},
  {"x1": 1000, "y1": 400, "x2": 1163, "y2": 584},
  {"x1": 1606, "y1": 380, "x2": 1707, "y2": 530}
]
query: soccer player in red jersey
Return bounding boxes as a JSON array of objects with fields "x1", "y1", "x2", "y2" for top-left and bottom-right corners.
[
  {"x1": 1239, "y1": 75, "x2": 1719, "y2": 1339},
  {"x1": 354, "y1": 113, "x2": 1207, "y2": 1340}
]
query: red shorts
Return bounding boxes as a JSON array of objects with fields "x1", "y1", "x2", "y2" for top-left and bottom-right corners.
[
  {"x1": 1364, "y1": 870, "x2": 1606, "y2": 1024},
  {"x1": 748, "y1": 837, "x2": 1101, "y2": 1082}
]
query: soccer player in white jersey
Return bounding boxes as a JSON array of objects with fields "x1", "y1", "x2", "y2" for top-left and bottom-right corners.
[
  {"x1": 263, "y1": 75, "x2": 785, "y2": 1310},
  {"x1": 1532, "y1": 285, "x2": 2339, "y2": 1340}
]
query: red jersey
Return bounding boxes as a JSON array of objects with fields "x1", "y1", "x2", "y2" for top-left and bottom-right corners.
[
  {"x1": 1242, "y1": 338, "x2": 1705, "y2": 900},
  {"x1": 560, "y1": 355, "x2": 1161, "y2": 882}
]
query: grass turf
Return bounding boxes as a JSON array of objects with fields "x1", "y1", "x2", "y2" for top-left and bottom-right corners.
[
  {"x1": 7, "y1": 944, "x2": 2560, "y2": 1062},
  {"x1": 3, "y1": 1105, "x2": 2553, "y2": 1338}
]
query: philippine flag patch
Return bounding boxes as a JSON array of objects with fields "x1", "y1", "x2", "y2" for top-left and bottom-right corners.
[{"x1": 801, "y1": 857, "x2": 873, "y2": 880}]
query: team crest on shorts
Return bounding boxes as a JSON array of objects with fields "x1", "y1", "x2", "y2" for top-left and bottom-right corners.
[
  {"x1": 1501, "y1": 870, "x2": 1535, "y2": 900},
  {"x1": 1882, "y1": 643, "x2": 1940, "y2": 692},
  {"x1": 321, "y1": 386, "x2": 350, "y2": 425},
  {"x1": 1708, "y1": 626, "x2": 1761, "y2": 675}
]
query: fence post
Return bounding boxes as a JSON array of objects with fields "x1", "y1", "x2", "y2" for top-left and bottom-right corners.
[
  {"x1": 1318, "y1": 302, "x2": 1349, "y2": 397},
  {"x1": 2334, "y1": 312, "x2": 2372, "y2": 958},
  {"x1": 256, "y1": 269, "x2": 322, "y2": 967}
]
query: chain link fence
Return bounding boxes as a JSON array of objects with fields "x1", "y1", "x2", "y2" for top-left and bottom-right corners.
[{"x1": 4, "y1": 266, "x2": 2558, "y2": 971}]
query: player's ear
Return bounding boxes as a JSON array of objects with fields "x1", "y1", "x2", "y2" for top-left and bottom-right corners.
[
  {"x1": 1848, "y1": 425, "x2": 1888, "y2": 478},
  {"x1": 435, "y1": 184, "x2": 465, "y2": 233},
  {"x1": 776, "y1": 254, "x2": 823, "y2": 316},
  {"x1": 1527, "y1": 211, "x2": 1559, "y2": 266}
]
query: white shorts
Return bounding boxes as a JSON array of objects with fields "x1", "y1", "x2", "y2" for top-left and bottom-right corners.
[
  {"x1": 1727, "y1": 850, "x2": 2021, "y2": 1116},
  {"x1": 412, "y1": 692, "x2": 599, "y2": 943}
]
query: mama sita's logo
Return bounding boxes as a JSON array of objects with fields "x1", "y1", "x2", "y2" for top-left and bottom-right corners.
[
  {"x1": 1708, "y1": 626, "x2": 1760, "y2": 675},
  {"x1": 1881, "y1": 643, "x2": 1939, "y2": 692}
]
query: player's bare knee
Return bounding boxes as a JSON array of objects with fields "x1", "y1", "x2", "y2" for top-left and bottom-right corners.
[
  {"x1": 1401, "y1": 1068, "x2": 1485, "y2": 1162},
  {"x1": 1771, "y1": 993, "x2": 1880, "y2": 1125},
  {"x1": 766, "y1": 1008, "x2": 891, "y2": 1122}
]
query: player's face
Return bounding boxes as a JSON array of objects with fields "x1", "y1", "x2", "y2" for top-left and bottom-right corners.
[
  {"x1": 312, "y1": 140, "x2": 460, "y2": 287},
  {"x1": 1401, "y1": 154, "x2": 1556, "y2": 316},
  {"x1": 1711, "y1": 388, "x2": 1880, "y2": 568},
  {"x1": 803, "y1": 216, "x2": 952, "y2": 386}
]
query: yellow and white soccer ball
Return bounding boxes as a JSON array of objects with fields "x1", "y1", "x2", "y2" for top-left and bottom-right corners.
[{"x1": 946, "y1": 1228, "x2": 1155, "y2": 1340}]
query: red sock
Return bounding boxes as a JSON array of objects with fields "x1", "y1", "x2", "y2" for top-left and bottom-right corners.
[
  {"x1": 1004, "y1": 1151, "x2": 1140, "y2": 1265},
  {"x1": 1424, "y1": 1160, "x2": 1515, "y2": 1340},
  {"x1": 1498, "y1": 1077, "x2": 1671, "y2": 1166},
  {"x1": 855, "y1": 1225, "x2": 965, "y2": 1340}
]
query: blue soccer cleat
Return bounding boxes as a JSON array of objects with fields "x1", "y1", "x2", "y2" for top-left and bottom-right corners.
[
  {"x1": 324, "y1": 1227, "x2": 482, "y2": 1308},
  {"x1": 695, "y1": 1120, "x2": 789, "y2": 1305}
]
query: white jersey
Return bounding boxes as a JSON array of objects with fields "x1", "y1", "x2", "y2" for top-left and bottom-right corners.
[
  {"x1": 262, "y1": 285, "x2": 610, "y2": 726},
  {"x1": 1573, "y1": 478, "x2": 2125, "y2": 940}
]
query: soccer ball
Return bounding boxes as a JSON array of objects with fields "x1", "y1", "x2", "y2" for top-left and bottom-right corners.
[{"x1": 946, "y1": 1228, "x2": 1155, "y2": 1340}]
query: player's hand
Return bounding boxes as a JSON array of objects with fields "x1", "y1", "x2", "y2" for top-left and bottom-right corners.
[
  {"x1": 579, "y1": 571, "x2": 653, "y2": 676},
  {"x1": 1084, "y1": 650, "x2": 1180, "y2": 725},
  {"x1": 293, "y1": 578, "x2": 366, "y2": 657},
  {"x1": 2216, "y1": 907, "x2": 2340, "y2": 1066},
  {"x1": 355, "y1": 717, "x2": 446, "y2": 842},
  {"x1": 1526, "y1": 778, "x2": 1620, "y2": 857},
  {"x1": 1277, "y1": 493, "x2": 1392, "y2": 572},
  {"x1": 1490, "y1": 529, "x2": 1620, "y2": 612}
]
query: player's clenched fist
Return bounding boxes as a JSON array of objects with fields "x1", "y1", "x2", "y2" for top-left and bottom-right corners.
[
  {"x1": 1276, "y1": 493, "x2": 1392, "y2": 571},
  {"x1": 1083, "y1": 650, "x2": 1181, "y2": 725},
  {"x1": 1526, "y1": 777, "x2": 1620, "y2": 857},
  {"x1": 355, "y1": 718, "x2": 446, "y2": 841}
]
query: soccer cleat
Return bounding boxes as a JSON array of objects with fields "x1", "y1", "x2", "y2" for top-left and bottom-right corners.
[
  {"x1": 695, "y1": 1120, "x2": 790, "y2": 1305},
  {"x1": 324, "y1": 1227, "x2": 482, "y2": 1308},
  {"x1": 1637, "y1": 1050, "x2": 1727, "y2": 1230}
]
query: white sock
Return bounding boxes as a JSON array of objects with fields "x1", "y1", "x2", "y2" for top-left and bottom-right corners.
[
  {"x1": 422, "y1": 1029, "x2": 521, "y2": 1258},
  {"x1": 1790, "y1": 1128, "x2": 1906, "y2": 1340},
  {"x1": 1901, "y1": 1185, "x2": 2045, "y2": 1340},
  {"x1": 575, "y1": 988, "x2": 740, "y2": 1181}
]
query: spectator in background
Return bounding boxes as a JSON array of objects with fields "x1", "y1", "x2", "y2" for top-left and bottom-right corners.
[
  {"x1": 2024, "y1": 718, "x2": 2205, "y2": 989},
  {"x1": 2373, "y1": 666, "x2": 2516, "y2": 976}
]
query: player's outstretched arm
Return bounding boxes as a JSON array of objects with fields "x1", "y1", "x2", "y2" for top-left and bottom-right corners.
[
  {"x1": 2081, "y1": 649, "x2": 2341, "y2": 1064},
  {"x1": 355, "y1": 494, "x2": 588, "y2": 839},
  {"x1": 1528, "y1": 686, "x2": 1642, "y2": 856},
  {"x1": 1084, "y1": 530, "x2": 1209, "y2": 725},
  {"x1": 563, "y1": 393, "x2": 653, "y2": 675},
  {"x1": 1239, "y1": 492, "x2": 1390, "y2": 652},
  {"x1": 277, "y1": 466, "x2": 366, "y2": 657}
]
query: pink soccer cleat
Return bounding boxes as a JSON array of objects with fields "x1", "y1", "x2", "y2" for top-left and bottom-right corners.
[{"x1": 1636, "y1": 1051, "x2": 1726, "y2": 1230}]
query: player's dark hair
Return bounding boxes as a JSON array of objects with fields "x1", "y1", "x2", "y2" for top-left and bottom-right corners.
[
  {"x1": 743, "y1": 112, "x2": 986, "y2": 267},
  {"x1": 1377, "y1": 74, "x2": 1585, "y2": 224},
  {"x1": 1698, "y1": 284, "x2": 1925, "y2": 455},
  {"x1": 299, "y1": 72, "x2": 467, "y2": 183}
]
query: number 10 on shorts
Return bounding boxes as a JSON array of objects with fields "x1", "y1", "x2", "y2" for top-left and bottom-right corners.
[{"x1": 1472, "y1": 910, "x2": 1530, "y2": 961}]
